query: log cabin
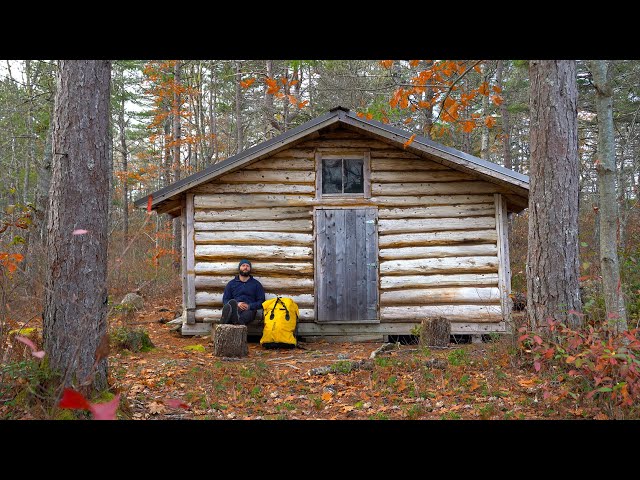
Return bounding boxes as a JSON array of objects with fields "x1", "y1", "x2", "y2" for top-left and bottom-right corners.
[{"x1": 134, "y1": 106, "x2": 529, "y2": 341}]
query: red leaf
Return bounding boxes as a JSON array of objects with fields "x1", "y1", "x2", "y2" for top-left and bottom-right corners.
[
  {"x1": 165, "y1": 398, "x2": 189, "y2": 409},
  {"x1": 534, "y1": 361, "x2": 541, "y2": 372},
  {"x1": 59, "y1": 388, "x2": 91, "y2": 410},
  {"x1": 533, "y1": 335, "x2": 543, "y2": 345},
  {"x1": 147, "y1": 195, "x2": 153, "y2": 213},
  {"x1": 89, "y1": 394, "x2": 120, "y2": 420}
]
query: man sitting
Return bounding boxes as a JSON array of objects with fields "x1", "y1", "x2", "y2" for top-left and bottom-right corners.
[{"x1": 220, "y1": 259, "x2": 266, "y2": 325}]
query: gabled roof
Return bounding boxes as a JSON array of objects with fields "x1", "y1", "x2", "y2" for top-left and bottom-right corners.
[{"x1": 134, "y1": 106, "x2": 529, "y2": 214}]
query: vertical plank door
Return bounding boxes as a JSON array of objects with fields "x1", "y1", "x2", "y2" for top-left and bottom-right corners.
[{"x1": 315, "y1": 208, "x2": 378, "y2": 323}]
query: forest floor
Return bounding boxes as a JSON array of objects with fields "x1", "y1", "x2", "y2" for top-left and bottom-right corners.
[
  {"x1": 99, "y1": 293, "x2": 608, "y2": 422},
  {"x1": 2, "y1": 288, "x2": 617, "y2": 422}
]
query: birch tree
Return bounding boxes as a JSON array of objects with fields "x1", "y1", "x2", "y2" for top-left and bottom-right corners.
[{"x1": 588, "y1": 59, "x2": 628, "y2": 331}]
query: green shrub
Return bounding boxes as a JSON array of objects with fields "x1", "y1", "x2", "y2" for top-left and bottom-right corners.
[{"x1": 110, "y1": 326, "x2": 154, "y2": 353}]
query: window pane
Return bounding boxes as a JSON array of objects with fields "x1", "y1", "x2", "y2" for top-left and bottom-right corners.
[
  {"x1": 343, "y1": 158, "x2": 364, "y2": 193},
  {"x1": 322, "y1": 159, "x2": 342, "y2": 193}
]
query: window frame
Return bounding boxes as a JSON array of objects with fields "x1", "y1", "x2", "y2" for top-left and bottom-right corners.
[{"x1": 315, "y1": 149, "x2": 371, "y2": 199}]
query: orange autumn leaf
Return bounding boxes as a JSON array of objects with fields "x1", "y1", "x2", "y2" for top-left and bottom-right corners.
[
  {"x1": 379, "y1": 60, "x2": 393, "y2": 69},
  {"x1": 491, "y1": 95, "x2": 504, "y2": 106},
  {"x1": 239, "y1": 78, "x2": 255, "y2": 89},
  {"x1": 287, "y1": 95, "x2": 298, "y2": 106},
  {"x1": 357, "y1": 112, "x2": 365, "y2": 118},
  {"x1": 484, "y1": 116, "x2": 496, "y2": 128},
  {"x1": 404, "y1": 118, "x2": 413, "y2": 124},
  {"x1": 264, "y1": 77, "x2": 279, "y2": 95},
  {"x1": 409, "y1": 60, "x2": 420, "y2": 67},
  {"x1": 418, "y1": 100, "x2": 431, "y2": 108},
  {"x1": 474, "y1": 64, "x2": 482, "y2": 73},
  {"x1": 462, "y1": 120, "x2": 475, "y2": 133},
  {"x1": 403, "y1": 134, "x2": 416, "y2": 149},
  {"x1": 478, "y1": 81, "x2": 490, "y2": 96},
  {"x1": 365, "y1": 113, "x2": 373, "y2": 120},
  {"x1": 492, "y1": 85, "x2": 502, "y2": 93},
  {"x1": 321, "y1": 391, "x2": 333, "y2": 402},
  {"x1": 297, "y1": 100, "x2": 308, "y2": 108}
]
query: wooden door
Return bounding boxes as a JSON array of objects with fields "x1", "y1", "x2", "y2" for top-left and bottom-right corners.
[{"x1": 315, "y1": 208, "x2": 378, "y2": 323}]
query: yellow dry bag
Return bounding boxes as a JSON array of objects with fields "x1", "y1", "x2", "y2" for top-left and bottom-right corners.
[{"x1": 260, "y1": 296, "x2": 299, "y2": 348}]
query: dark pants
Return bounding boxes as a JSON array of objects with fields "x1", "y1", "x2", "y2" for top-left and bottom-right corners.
[{"x1": 233, "y1": 308, "x2": 257, "y2": 326}]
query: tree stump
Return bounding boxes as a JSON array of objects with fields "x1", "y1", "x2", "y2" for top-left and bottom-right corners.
[
  {"x1": 213, "y1": 324, "x2": 248, "y2": 358},
  {"x1": 419, "y1": 317, "x2": 450, "y2": 348}
]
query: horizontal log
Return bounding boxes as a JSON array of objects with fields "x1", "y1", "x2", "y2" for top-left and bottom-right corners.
[
  {"x1": 218, "y1": 170, "x2": 315, "y2": 184},
  {"x1": 194, "y1": 193, "x2": 499, "y2": 210},
  {"x1": 298, "y1": 138, "x2": 395, "y2": 149},
  {"x1": 193, "y1": 183, "x2": 314, "y2": 195},
  {"x1": 380, "y1": 273, "x2": 499, "y2": 290},
  {"x1": 194, "y1": 194, "x2": 314, "y2": 208},
  {"x1": 194, "y1": 219, "x2": 312, "y2": 232},
  {"x1": 380, "y1": 256, "x2": 499, "y2": 275},
  {"x1": 379, "y1": 229, "x2": 498, "y2": 247},
  {"x1": 196, "y1": 308, "x2": 314, "y2": 322},
  {"x1": 196, "y1": 292, "x2": 314, "y2": 308},
  {"x1": 318, "y1": 130, "x2": 364, "y2": 139},
  {"x1": 378, "y1": 204, "x2": 494, "y2": 219},
  {"x1": 261, "y1": 148, "x2": 315, "y2": 158},
  {"x1": 380, "y1": 305, "x2": 503, "y2": 322},
  {"x1": 371, "y1": 170, "x2": 475, "y2": 183},
  {"x1": 194, "y1": 207, "x2": 312, "y2": 222},
  {"x1": 371, "y1": 157, "x2": 446, "y2": 170},
  {"x1": 196, "y1": 275, "x2": 314, "y2": 292},
  {"x1": 244, "y1": 157, "x2": 313, "y2": 170},
  {"x1": 378, "y1": 217, "x2": 496, "y2": 234},
  {"x1": 370, "y1": 150, "x2": 422, "y2": 159},
  {"x1": 195, "y1": 244, "x2": 313, "y2": 261},
  {"x1": 372, "y1": 181, "x2": 500, "y2": 196},
  {"x1": 371, "y1": 194, "x2": 496, "y2": 207},
  {"x1": 380, "y1": 287, "x2": 502, "y2": 305},
  {"x1": 195, "y1": 262, "x2": 314, "y2": 276},
  {"x1": 379, "y1": 244, "x2": 497, "y2": 260},
  {"x1": 195, "y1": 231, "x2": 313, "y2": 246}
]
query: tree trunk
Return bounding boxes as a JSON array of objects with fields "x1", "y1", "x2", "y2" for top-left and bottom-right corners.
[
  {"x1": 480, "y1": 63, "x2": 490, "y2": 160},
  {"x1": 495, "y1": 60, "x2": 513, "y2": 170},
  {"x1": 588, "y1": 60, "x2": 628, "y2": 332},
  {"x1": 43, "y1": 60, "x2": 111, "y2": 395},
  {"x1": 172, "y1": 61, "x2": 182, "y2": 271},
  {"x1": 527, "y1": 60, "x2": 582, "y2": 330},
  {"x1": 25, "y1": 127, "x2": 53, "y2": 280},
  {"x1": 209, "y1": 61, "x2": 218, "y2": 164},
  {"x1": 264, "y1": 60, "x2": 280, "y2": 137},
  {"x1": 235, "y1": 61, "x2": 243, "y2": 153}
]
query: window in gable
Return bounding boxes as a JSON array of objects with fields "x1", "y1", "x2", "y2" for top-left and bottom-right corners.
[{"x1": 316, "y1": 151, "x2": 370, "y2": 198}]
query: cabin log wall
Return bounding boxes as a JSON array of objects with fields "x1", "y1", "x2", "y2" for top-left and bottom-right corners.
[{"x1": 190, "y1": 127, "x2": 506, "y2": 334}]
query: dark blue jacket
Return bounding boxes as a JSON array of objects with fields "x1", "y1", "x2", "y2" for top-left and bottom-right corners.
[{"x1": 222, "y1": 275, "x2": 266, "y2": 311}]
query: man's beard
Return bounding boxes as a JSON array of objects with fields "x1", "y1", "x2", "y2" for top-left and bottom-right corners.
[{"x1": 239, "y1": 270, "x2": 250, "y2": 278}]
